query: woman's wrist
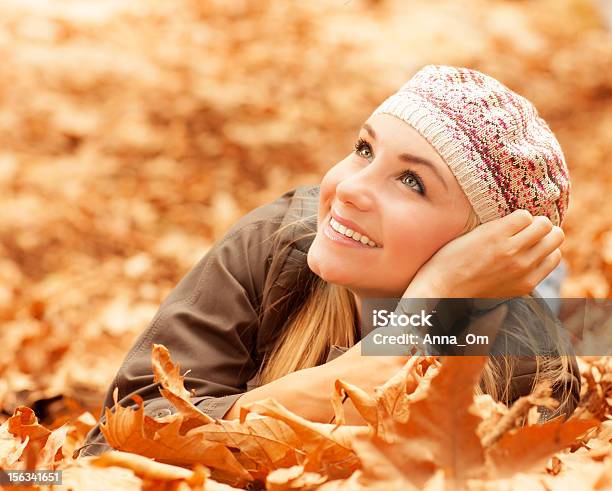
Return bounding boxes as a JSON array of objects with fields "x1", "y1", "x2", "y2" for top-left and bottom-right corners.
[
  {"x1": 280, "y1": 365, "x2": 337, "y2": 421},
  {"x1": 294, "y1": 362, "x2": 370, "y2": 425},
  {"x1": 403, "y1": 273, "x2": 453, "y2": 299},
  {"x1": 221, "y1": 364, "x2": 336, "y2": 423}
]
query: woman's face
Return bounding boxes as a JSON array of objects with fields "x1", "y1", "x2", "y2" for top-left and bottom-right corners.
[{"x1": 307, "y1": 113, "x2": 473, "y2": 300}]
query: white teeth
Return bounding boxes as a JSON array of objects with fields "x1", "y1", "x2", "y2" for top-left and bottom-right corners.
[{"x1": 330, "y1": 217, "x2": 379, "y2": 248}]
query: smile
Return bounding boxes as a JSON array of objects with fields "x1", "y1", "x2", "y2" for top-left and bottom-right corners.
[{"x1": 323, "y1": 216, "x2": 382, "y2": 249}]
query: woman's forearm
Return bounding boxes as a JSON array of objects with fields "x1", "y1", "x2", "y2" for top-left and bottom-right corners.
[{"x1": 222, "y1": 364, "x2": 366, "y2": 424}]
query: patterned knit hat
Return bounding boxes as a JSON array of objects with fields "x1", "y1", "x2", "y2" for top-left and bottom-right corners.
[{"x1": 370, "y1": 65, "x2": 570, "y2": 226}]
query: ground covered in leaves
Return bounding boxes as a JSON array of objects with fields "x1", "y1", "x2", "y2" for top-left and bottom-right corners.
[
  {"x1": 2, "y1": 346, "x2": 611, "y2": 490},
  {"x1": 0, "y1": 0, "x2": 611, "y2": 489}
]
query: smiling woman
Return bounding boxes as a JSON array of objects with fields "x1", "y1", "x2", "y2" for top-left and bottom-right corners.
[
  {"x1": 81, "y1": 65, "x2": 579, "y2": 457},
  {"x1": 308, "y1": 113, "x2": 477, "y2": 302},
  {"x1": 260, "y1": 66, "x2": 576, "y2": 414}
]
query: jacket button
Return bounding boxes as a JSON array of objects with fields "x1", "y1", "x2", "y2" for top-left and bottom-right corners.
[{"x1": 152, "y1": 408, "x2": 172, "y2": 418}]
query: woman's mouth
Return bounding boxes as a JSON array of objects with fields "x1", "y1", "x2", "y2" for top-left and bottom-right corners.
[{"x1": 323, "y1": 216, "x2": 382, "y2": 249}]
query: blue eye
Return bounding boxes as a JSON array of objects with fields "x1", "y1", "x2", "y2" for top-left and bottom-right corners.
[
  {"x1": 354, "y1": 137, "x2": 427, "y2": 196},
  {"x1": 400, "y1": 171, "x2": 426, "y2": 195}
]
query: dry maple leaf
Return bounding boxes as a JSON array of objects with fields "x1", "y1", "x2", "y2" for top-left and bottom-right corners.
[
  {"x1": 59, "y1": 459, "x2": 143, "y2": 491},
  {"x1": 1, "y1": 406, "x2": 67, "y2": 470},
  {"x1": 99, "y1": 390, "x2": 252, "y2": 487},
  {"x1": 102, "y1": 344, "x2": 320, "y2": 486},
  {"x1": 541, "y1": 457, "x2": 612, "y2": 491},
  {"x1": 152, "y1": 343, "x2": 317, "y2": 481},
  {"x1": 151, "y1": 343, "x2": 215, "y2": 429},
  {"x1": 480, "y1": 380, "x2": 559, "y2": 447},
  {"x1": 373, "y1": 356, "x2": 440, "y2": 436},
  {"x1": 486, "y1": 416, "x2": 600, "y2": 478},
  {"x1": 576, "y1": 356, "x2": 612, "y2": 421},
  {"x1": 64, "y1": 411, "x2": 97, "y2": 459},
  {"x1": 342, "y1": 356, "x2": 490, "y2": 490},
  {"x1": 265, "y1": 464, "x2": 327, "y2": 491},
  {"x1": 329, "y1": 356, "x2": 440, "y2": 441},
  {"x1": 37, "y1": 424, "x2": 69, "y2": 468},
  {"x1": 240, "y1": 397, "x2": 368, "y2": 480},
  {"x1": 0, "y1": 420, "x2": 29, "y2": 468},
  {"x1": 56, "y1": 453, "x2": 241, "y2": 491},
  {"x1": 473, "y1": 394, "x2": 509, "y2": 441},
  {"x1": 189, "y1": 414, "x2": 304, "y2": 481},
  {"x1": 330, "y1": 379, "x2": 377, "y2": 429},
  {"x1": 318, "y1": 355, "x2": 602, "y2": 491},
  {"x1": 7, "y1": 406, "x2": 51, "y2": 445},
  {"x1": 92, "y1": 450, "x2": 196, "y2": 481}
]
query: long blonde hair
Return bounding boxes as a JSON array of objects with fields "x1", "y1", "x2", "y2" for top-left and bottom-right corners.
[{"x1": 256, "y1": 193, "x2": 579, "y2": 421}]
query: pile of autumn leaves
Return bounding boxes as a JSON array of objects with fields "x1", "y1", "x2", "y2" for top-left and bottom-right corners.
[{"x1": 1, "y1": 347, "x2": 610, "y2": 490}]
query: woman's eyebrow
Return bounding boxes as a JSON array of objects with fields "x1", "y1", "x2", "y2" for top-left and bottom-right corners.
[{"x1": 362, "y1": 123, "x2": 449, "y2": 191}]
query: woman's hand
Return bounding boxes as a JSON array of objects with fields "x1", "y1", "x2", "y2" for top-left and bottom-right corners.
[{"x1": 404, "y1": 210, "x2": 564, "y2": 298}]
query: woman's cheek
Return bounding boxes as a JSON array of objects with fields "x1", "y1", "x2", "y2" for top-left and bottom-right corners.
[{"x1": 392, "y1": 221, "x2": 441, "y2": 268}]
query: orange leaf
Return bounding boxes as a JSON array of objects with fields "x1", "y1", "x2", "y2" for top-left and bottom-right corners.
[
  {"x1": 99, "y1": 394, "x2": 252, "y2": 487},
  {"x1": 151, "y1": 343, "x2": 215, "y2": 427},
  {"x1": 347, "y1": 356, "x2": 490, "y2": 489},
  {"x1": 92, "y1": 449, "x2": 196, "y2": 480},
  {"x1": 373, "y1": 356, "x2": 440, "y2": 436},
  {"x1": 330, "y1": 379, "x2": 377, "y2": 429},
  {"x1": 240, "y1": 398, "x2": 366, "y2": 479},
  {"x1": 188, "y1": 414, "x2": 304, "y2": 480},
  {"x1": 0, "y1": 421, "x2": 29, "y2": 467},
  {"x1": 7, "y1": 406, "x2": 51, "y2": 444},
  {"x1": 487, "y1": 416, "x2": 600, "y2": 477},
  {"x1": 266, "y1": 464, "x2": 327, "y2": 491}
]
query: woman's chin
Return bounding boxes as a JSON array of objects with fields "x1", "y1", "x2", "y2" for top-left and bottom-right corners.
[{"x1": 307, "y1": 244, "x2": 352, "y2": 285}]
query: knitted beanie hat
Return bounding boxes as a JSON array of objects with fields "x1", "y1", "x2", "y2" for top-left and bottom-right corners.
[{"x1": 370, "y1": 65, "x2": 570, "y2": 226}]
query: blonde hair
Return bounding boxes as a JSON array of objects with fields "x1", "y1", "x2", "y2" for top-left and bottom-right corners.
[{"x1": 256, "y1": 194, "x2": 579, "y2": 421}]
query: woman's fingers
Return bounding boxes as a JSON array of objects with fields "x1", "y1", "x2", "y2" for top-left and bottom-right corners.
[
  {"x1": 509, "y1": 215, "x2": 555, "y2": 251},
  {"x1": 523, "y1": 248, "x2": 563, "y2": 292},
  {"x1": 498, "y1": 209, "x2": 534, "y2": 235},
  {"x1": 522, "y1": 226, "x2": 565, "y2": 267}
]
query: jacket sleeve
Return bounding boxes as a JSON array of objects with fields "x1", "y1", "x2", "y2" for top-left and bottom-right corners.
[{"x1": 79, "y1": 189, "x2": 295, "y2": 457}]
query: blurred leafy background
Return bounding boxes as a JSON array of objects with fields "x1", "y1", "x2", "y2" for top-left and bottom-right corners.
[{"x1": 0, "y1": 0, "x2": 610, "y2": 426}]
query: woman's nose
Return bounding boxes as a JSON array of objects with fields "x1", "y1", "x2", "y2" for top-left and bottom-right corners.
[{"x1": 335, "y1": 171, "x2": 376, "y2": 211}]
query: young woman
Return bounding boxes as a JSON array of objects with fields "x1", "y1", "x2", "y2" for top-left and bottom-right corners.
[{"x1": 80, "y1": 65, "x2": 580, "y2": 457}]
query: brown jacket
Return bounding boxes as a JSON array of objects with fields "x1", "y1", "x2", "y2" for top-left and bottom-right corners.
[{"x1": 80, "y1": 184, "x2": 580, "y2": 457}]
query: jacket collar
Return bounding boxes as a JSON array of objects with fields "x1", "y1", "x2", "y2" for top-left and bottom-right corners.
[{"x1": 277, "y1": 184, "x2": 319, "y2": 254}]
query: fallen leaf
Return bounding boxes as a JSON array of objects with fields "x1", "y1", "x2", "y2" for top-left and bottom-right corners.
[
  {"x1": 99, "y1": 393, "x2": 252, "y2": 486},
  {"x1": 266, "y1": 464, "x2": 327, "y2": 491},
  {"x1": 92, "y1": 449, "x2": 196, "y2": 480},
  {"x1": 151, "y1": 343, "x2": 215, "y2": 429},
  {"x1": 486, "y1": 417, "x2": 599, "y2": 477},
  {"x1": 240, "y1": 397, "x2": 366, "y2": 479},
  {"x1": 343, "y1": 356, "x2": 490, "y2": 489}
]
